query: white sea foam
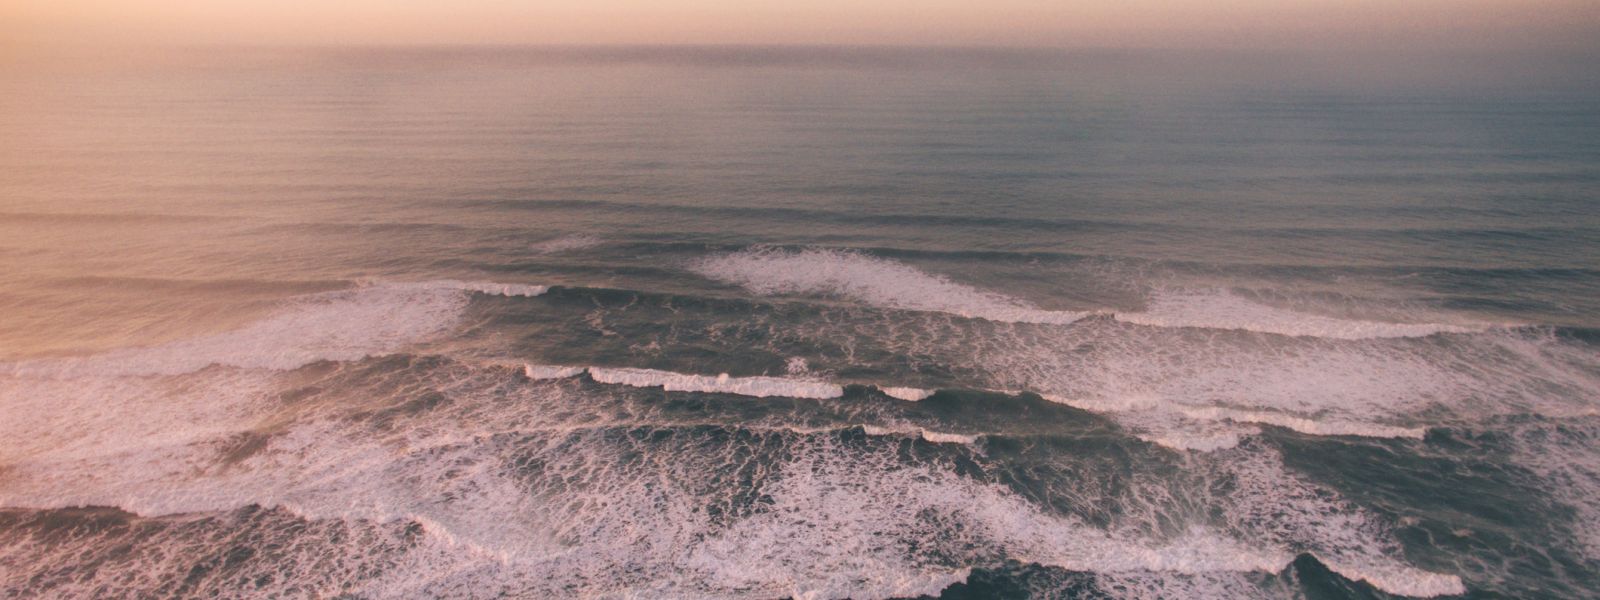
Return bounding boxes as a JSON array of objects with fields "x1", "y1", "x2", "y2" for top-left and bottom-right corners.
[
  {"x1": 529, "y1": 234, "x2": 603, "y2": 255},
  {"x1": 1, "y1": 280, "x2": 543, "y2": 379},
  {"x1": 522, "y1": 364, "x2": 586, "y2": 380},
  {"x1": 1039, "y1": 393, "x2": 1162, "y2": 413},
  {"x1": 785, "y1": 356, "x2": 810, "y2": 374},
  {"x1": 918, "y1": 430, "x2": 980, "y2": 445},
  {"x1": 859, "y1": 424, "x2": 906, "y2": 436},
  {"x1": 1179, "y1": 407, "x2": 1426, "y2": 439},
  {"x1": 1115, "y1": 289, "x2": 1479, "y2": 339},
  {"x1": 1219, "y1": 444, "x2": 1467, "y2": 597},
  {"x1": 513, "y1": 363, "x2": 1432, "y2": 448},
  {"x1": 1132, "y1": 420, "x2": 1259, "y2": 452},
  {"x1": 1033, "y1": 396, "x2": 1428, "y2": 451},
  {"x1": 1319, "y1": 560, "x2": 1469, "y2": 598},
  {"x1": 538, "y1": 363, "x2": 940, "y2": 405},
  {"x1": 1031, "y1": 391, "x2": 1427, "y2": 451},
  {"x1": 0, "y1": 369, "x2": 276, "y2": 465},
  {"x1": 389, "y1": 279, "x2": 550, "y2": 297},
  {"x1": 691, "y1": 248, "x2": 1090, "y2": 325},
  {"x1": 990, "y1": 326, "x2": 1585, "y2": 450},
  {"x1": 0, "y1": 351, "x2": 1469, "y2": 599},
  {"x1": 861, "y1": 424, "x2": 978, "y2": 445},
  {"x1": 685, "y1": 438, "x2": 1292, "y2": 599},
  {"x1": 1504, "y1": 420, "x2": 1600, "y2": 560},
  {"x1": 588, "y1": 367, "x2": 845, "y2": 399},
  {"x1": 880, "y1": 386, "x2": 934, "y2": 401}
]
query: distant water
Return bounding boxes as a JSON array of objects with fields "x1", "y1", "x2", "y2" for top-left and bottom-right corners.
[{"x1": 1, "y1": 47, "x2": 1598, "y2": 599}]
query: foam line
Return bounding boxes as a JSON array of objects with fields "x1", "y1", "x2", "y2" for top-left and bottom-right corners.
[
  {"x1": 691, "y1": 248, "x2": 1090, "y2": 325},
  {"x1": 391, "y1": 279, "x2": 549, "y2": 297},
  {"x1": 522, "y1": 364, "x2": 586, "y2": 380},
  {"x1": 880, "y1": 386, "x2": 934, "y2": 401},
  {"x1": 861, "y1": 424, "x2": 979, "y2": 445},
  {"x1": 529, "y1": 234, "x2": 603, "y2": 255},
  {"x1": 1115, "y1": 289, "x2": 1481, "y2": 340},
  {"x1": 1, "y1": 280, "x2": 549, "y2": 379},
  {"x1": 1179, "y1": 407, "x2": 1426, "y2": 439},
  {"x1": 587, "y1": 367, "x2": 845, "y2": 399},
  {"x1": 516, "y1": 363, "x2": 1432, "y2": 447},
  {"x1": 1034, "y1": 394, "x2": 1425, "y2": 450},
  {"x1": 1318, "y1": 557, "x2": 1468, "y2": 597}
]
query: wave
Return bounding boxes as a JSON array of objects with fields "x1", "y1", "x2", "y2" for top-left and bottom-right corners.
[
  {"x1": 586, "y1": 366, "x2": 844, "y2": 399},
  {"x1": 1115, "y1": 289, "x2": 1484, "y2": 339},
  {"x1": 1177, "y1": 407, "x2": 1426, "y2": 439},
  {"x1": 0, "y1": 353, "x2": 1464, "y2": 599},
  {"x1": 1, "y1": 280, "x2": 545, "y2": 379},
  {"x1": 510, "y1": 362, "x2": 1430, "y2": 449},
  {"x1": 508, "y1": 361, "x2": 1429, "y2": 451},
  {"x1": 382, "y1": 279, "x2": 549, "y2": 298},
  {"x1": 1034, "y1": 394, "x2": 1426, "y2": 449},
  {"x1": 529, "y1": 234, "x2": 602, "y2": 255},
  {"x1": 1499, "y1": 419, "x2": 1600, "y2": 561},
  {"x1": 522, "y1": 364, "x2": 586, "y2": 380},
  {"x1": 1217, "y1": 443, "x2": 1467, "y2": 597},
  {"x1": 611, "y1": 239, "x2": 1600, "y2": 283},
  {"x1": 690, "y1": 247, "x2": 1091, "y2": 325},
  {"x1": 512, "y1": 359, "x2": 1440, "y2": 447},
  {"x1": 1318, "y1": 559, "x2": 1466, "y2": 598},
  {"x1": 880, "y1": 386, "x2": 935, "y2": 401},
  {"x1": 860, "y1": 424, "x2": 978, "y2": 445},
  {"x1": 685, "y1": 248, "x2": 1501, "y2": 340}
]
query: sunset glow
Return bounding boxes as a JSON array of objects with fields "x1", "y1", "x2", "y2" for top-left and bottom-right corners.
[{"x1": 7, "y1": 0, "x2": 1599, "y2": 50}]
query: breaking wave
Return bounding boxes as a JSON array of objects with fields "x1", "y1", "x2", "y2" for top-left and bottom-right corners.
[
  {"x1": 690, "y1": 247, "x2": 1091, "y2": 325},
  {"x1": 1, "y1": 280, "x2": 544, "y2": 379},
  {"x1": 1115, "y1": 289, "x2": 1485, "y2": 339}
]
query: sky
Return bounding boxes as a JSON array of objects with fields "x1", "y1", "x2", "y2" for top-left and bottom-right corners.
[{"x1": 5, "y1": 0, "x2": 1599, "y2": 51}]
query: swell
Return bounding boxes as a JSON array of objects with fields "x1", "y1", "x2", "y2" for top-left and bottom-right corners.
[
  {"x1": 496, "y1": 238, "x2": 1600, "y2": 280},
  {"x1": 0, "y1": 211, "x2": 234, "y2": 225},
  {"x1": 450, "y1": 197, "x2": 1600, "y2": 240},
  {"x1": 461, "y1": 198, "x2": 1160, "y2": 233}
]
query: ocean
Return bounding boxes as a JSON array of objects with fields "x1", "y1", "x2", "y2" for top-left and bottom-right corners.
[{"x1": 1, "y1": 47, "x2": 1597, "y2": 598}]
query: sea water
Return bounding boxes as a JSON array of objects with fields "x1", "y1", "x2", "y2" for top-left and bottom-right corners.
[{"x1": 1, "y1": 47, "x2": 1597, "y2": 598}]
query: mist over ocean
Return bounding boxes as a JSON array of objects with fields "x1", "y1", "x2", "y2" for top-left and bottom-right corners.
[{"x1": 2, "y1": 47, "x2": 1598, "y2": 598}]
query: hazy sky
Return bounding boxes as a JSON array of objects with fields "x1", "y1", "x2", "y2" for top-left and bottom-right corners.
[{"x1": 6, "y1": 0, "x2": 1600, "y2": 50}]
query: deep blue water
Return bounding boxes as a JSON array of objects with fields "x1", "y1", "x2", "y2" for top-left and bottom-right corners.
[{"x1": 1, "y1": 47, "x2": 1597, "y2": 598}]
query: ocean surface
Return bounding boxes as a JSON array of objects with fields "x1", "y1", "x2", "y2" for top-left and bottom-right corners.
[{"x1": 1, "y1": 47, "x2": 1598, "y2": 599}]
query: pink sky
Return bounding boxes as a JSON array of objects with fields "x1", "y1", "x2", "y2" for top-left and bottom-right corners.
[{"x1": 5, "y1": 0, "x2": 1599, "y2": 50}]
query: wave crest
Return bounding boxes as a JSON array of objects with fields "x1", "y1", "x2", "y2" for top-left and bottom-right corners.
[
  {"x1": 1116, "y1": 289, "x2": 1481, "y2": 339},
  {"x1": 691, "y1": 248, "x2": 1090, "y2": 325},
  {"x1": 2, "y1": 280, "x2": 545, "y2": 379}
]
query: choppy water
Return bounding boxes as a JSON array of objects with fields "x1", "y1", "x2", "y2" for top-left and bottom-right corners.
[{"x1": 2, "y1": 47, "x2": 1598, "y2": 599}]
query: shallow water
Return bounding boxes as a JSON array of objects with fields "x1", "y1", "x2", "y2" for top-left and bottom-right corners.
[{"x1": 1, "y1": 47, "x2": 1598, "y2": 599}]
